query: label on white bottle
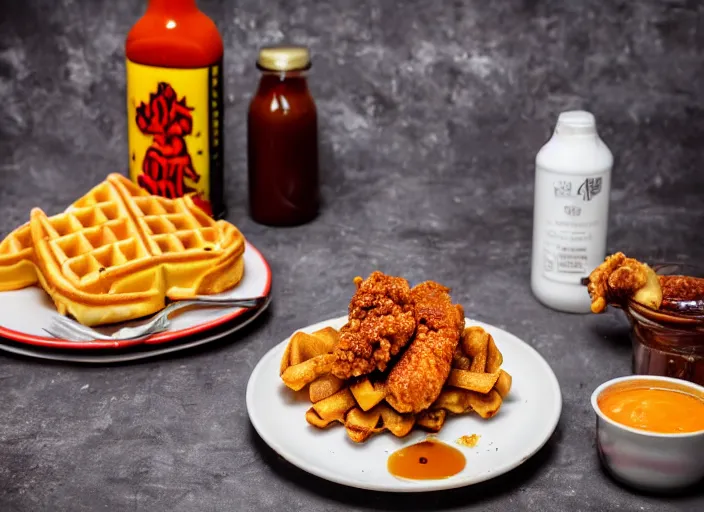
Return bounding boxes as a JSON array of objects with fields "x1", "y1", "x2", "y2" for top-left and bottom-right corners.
[{"x1": 535, "y1": 167, "x2": 610, "y2": 285}]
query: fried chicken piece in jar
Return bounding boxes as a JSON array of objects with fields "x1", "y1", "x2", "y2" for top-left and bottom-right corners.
[
  {"x1": 385, "y1": 281, "x2": 465, "y2": 414},
  {"x1": 587, "y1": 252, "x2": 662, "y2": 313},
  {"x1": 331, "y1": 271, "x2": 416, "y2": 379}
]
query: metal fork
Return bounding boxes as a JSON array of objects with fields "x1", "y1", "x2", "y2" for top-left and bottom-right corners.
[{"x1": 43, "y1": 295, "x2": 269, "y2": 342}]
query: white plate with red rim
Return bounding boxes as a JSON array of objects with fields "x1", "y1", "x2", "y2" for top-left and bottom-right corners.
[
  {"x1": 0, "y1": 241, "x2": 272, "y2": 351},
  {"x1": 0, "y1": 295, "x2": 271, "y2": 363},
  {"x1": 247, "y1": 316, "x2": 562, "y2": 492}
]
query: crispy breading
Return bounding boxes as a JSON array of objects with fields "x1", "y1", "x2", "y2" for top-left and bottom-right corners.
[
  {"x1": 385, "y1": 281, "x2": 464, "y2": 413},
  {"x1": 331, "y1": 271, "x2": 416, "y2": 379},
  {"x1": 588, "y1": 252, "x2": 662, "y2": 313},
  {"x1": 659, "y1": 275, "x2": 704, "y2": 313}
]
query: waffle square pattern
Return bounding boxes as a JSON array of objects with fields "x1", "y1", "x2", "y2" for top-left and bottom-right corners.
[{"x1": 0, "y1": 174, "x2": 245, "y2": 326}]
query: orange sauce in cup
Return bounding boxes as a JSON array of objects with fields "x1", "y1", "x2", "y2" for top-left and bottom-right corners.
[{"x1": 598, "y1": 382, "x2": 704, "y2": 434}]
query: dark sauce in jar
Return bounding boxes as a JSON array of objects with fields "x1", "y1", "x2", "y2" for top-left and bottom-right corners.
[
  {"x1": 247, "y1": 46, "x2": 319, "y2": 226},
  {"x1": 629, "y1": 266, "x2": 704, "y2": 386}
]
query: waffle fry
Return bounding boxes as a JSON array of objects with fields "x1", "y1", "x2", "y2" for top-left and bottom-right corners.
[
  {"x1": 378, "y1": 405, "x2": 415, "y2": 438},
  {"x1": 281, "y1": 322, "x2": 514, "y2": 443},
  {"x1": 416, "y1": 409, "x2": 447, "y2": 432},
  {"x1": 281, "y1": 354, "x2": 335, "y2": 391},
  {"x1": 433, "y1": 389, "x2": 472, "y2": 414},
  {"x1": 448, "y1": 370, "x2": 501, "y2": 394},
  {"x1": 486, "y1": 336, "x2": 504, "y2": 373},
  {"x1": 345, "y1": 407, "x2": 382, "y2": 443},
  {"x1": 466, "y1": 389, "x2": 503, "y2": 419},
  {"x1": 344, "y1": 404, "x2": 415, "y2": 442},
  {"x1": 309, "y1": 327, "x2": 340, "y2": 349},
  {"x1": 280, "y1": 328, "x2": 342, "y2": 391},
  {"x1": 280, "y1": 329, "x2": 339, "y2": 375},
  {"x1": 462, "y1": 326, "x2": 490, "y2": 372},
  {"x1": 305, "y1": 388, "x2": 356, "y2": 427},
  {"x1": 350, "y1": 378, "x2": 387, "y2": 411},
  {"x1": 309, "y1": 374, "x2": 345, "y2": 403},
  {"x1": 452, "y1": 347, "x2": 472, "y2": 370}
]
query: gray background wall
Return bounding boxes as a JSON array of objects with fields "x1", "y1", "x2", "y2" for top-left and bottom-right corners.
[{"x1": 1, "y1": 0, "x2": 702, "y2": 252}]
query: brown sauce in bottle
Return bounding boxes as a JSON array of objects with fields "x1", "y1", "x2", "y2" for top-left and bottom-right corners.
[
  {"x1": 248, "y1": 46, "x2": 319, "y2": 226},
  {"x1": 387, "y1": 439, "x2": 466, "y2": 480}
]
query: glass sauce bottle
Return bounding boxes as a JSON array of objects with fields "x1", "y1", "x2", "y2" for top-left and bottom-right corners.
[
  {"x1": 248, "y1": 47, "x2": 319, "y2": 226},
  {"x1": 125, "y1": 0, "x2": 225, "y2": 218}
]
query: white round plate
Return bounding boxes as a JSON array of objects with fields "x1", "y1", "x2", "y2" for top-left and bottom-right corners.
[
  {"x1": 0, "y1": 241, "x2": 272, "y2": 350},
  {"x1": 247, "y1": 316, "x2": 562, "y2": 492}
]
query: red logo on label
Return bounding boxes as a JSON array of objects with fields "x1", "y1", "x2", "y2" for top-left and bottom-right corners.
[{"x1": 135, "y1": 83, "x2": 209, "y2": 212}]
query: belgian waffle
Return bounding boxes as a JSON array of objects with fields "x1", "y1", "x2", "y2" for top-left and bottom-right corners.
[
  {"x1": 0, "y1": 174, "x2": 245, "y2": 326},
  {"x1": 0, "y1": 223, "x2": 36, "y2": 291}
]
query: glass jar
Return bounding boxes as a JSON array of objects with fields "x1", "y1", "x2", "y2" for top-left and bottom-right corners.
[
  {"x1": 626, "y1": 264, "x2": 704, "y2": 386},
  {"x1": 247, "y1": 46, "x2": 319, "y2": 226}
]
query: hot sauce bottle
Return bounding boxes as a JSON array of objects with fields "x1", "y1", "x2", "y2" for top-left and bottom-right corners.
[
  {"x1": 125, "y1": 0, "x2": 225, "y2": 218},
  {"x1": 248, "y1": 47, "x2": 320, "y2": 226}
]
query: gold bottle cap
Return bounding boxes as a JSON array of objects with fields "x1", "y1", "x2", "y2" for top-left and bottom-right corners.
[{"x1": 257, "y1": 46, "x2": 311, "y2": 72}]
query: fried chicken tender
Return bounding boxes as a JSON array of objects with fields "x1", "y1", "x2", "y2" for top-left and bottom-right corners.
[
  {"x1": 587, "y1": 252, "x2": 662, "y2": 313},
  {"x1": 385, "y1": 281, "x2": 465, "y2": 414},
  {"x1": 331, "y1": 272, "x2": 416, "y2": 379}
]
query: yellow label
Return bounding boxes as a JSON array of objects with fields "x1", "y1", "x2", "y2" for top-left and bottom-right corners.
[{"x1": 126, "y1": 59, "x2": 223, "y2": 216}]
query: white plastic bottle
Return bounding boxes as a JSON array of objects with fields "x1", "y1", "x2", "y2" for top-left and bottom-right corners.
[{"x1": 531, "y1": 110, "x2": 613, "y2": 313}]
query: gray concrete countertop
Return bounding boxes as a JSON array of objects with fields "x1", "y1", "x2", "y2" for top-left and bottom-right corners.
[{"x1": 1, "y1": 0, "x2": 703, "y2": 510}]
